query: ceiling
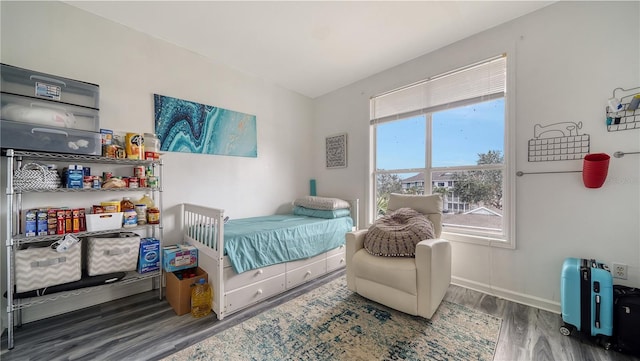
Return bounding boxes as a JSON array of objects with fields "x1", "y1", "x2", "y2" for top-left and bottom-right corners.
[{"x1": 66, "y1": 1, "x2": 553, "y2": 99}]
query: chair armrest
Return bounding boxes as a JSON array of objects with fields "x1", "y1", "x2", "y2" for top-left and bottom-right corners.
[
  {"x1": 346, "y1": 230, "x2": 367, "y2": 252},
  {"x1": 345, "y1": 229, "x2": 368, "y2": 291},
  {"x1": 415, "y1": 238, "x2": 452, "y2": 318}
]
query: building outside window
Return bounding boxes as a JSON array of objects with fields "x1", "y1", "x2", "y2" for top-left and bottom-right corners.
[{"x1": 370, "y1": 54, "x2": 515, "y2": 246}]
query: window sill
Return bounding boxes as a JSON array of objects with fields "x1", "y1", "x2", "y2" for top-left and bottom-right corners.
[{"x1": 442, "y1": 231, "x2": 515, "y2": 249}]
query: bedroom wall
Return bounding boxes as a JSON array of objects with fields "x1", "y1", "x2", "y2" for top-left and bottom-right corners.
[
  {"x1": 313, "y1": 1, "x2": 640, "y2": 312},
  {"x1": 0, "y1": 1, "x2": 315, "y2": 326}
]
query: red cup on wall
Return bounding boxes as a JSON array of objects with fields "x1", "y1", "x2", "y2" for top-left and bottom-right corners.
[{"x1": 582, "y1": 153, "x2": 610, "y2": 188}]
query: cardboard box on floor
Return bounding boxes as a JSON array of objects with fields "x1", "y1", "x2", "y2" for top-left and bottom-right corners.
[{"x1": 165, "y1": 266, "x2": 209, "y2": 316}]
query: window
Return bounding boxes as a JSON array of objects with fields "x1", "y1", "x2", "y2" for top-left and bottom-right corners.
[{"x1": 370, "y1": 55, "x2": 515, "y2": 247}]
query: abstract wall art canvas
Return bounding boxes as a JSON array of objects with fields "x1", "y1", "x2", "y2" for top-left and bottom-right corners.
[
  {"x1": 326, "y1": 133, "x2": 347, "y2": 168},
  {"x1": 154, "y1": 94, "x2": 257, "y2": 157}
]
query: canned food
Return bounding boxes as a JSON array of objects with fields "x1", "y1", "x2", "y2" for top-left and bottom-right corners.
[
  {"x1": 92, "y1": 176, "x2": 101, "y2": 189},
  {"x1": 133, "y1": 166, "x2": 145, "y2": 178},
  {"x1": 83, "y1": 176, "x2": 93, "y2": 189},
  {"x1": 139, "y1": 177, "x2": 147, "y2": 188},
  {"x1": 148, "y1": 176, "x2": 158, "y2": 189},
  {"x1": 128, "y1": 177, "x2": 139, "y2": 188}
]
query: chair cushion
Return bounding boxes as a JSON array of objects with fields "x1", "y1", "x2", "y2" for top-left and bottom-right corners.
[
  {"x1": 352, "y1": 249, "x2": 417, "y2": 295},
  {"x1": 364, "y1": 208, "x2": 434, "y2": 257}
]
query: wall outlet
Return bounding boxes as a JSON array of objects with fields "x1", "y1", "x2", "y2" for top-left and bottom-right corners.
[{"x1": 612, "y1": 263, "x2": 628, "y2": 280}]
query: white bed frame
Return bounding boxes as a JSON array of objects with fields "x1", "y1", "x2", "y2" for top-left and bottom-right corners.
[{"x1": 180, "y1": 200, "x2": 359, "y2": 320}]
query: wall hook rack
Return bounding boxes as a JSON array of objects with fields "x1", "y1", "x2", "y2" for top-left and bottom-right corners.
[
  {"x1": 516, "y1": 170, "x2": 581, "y2": 176},
  {"x1": 613, "y1": 151, "x2": 640, "y2": 158},
  {"x1": 612, "y1": 86, "x2": 640, "y2": 100}
]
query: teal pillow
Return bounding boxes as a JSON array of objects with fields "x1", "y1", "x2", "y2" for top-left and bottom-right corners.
[{"x1": 293, "y1": 206, "x2": 351, "y2": 219}]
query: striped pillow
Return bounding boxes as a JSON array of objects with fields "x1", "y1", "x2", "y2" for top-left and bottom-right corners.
[{"x1": 294, "y1": 196, "x2": 350, "y2": 211}]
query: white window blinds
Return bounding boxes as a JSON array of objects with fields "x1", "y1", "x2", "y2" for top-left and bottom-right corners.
[{"x1": 370, "y1": 54, "x2": 506, "y2": 124}]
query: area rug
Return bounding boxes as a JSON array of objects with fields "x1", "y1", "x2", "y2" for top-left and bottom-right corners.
[{"x1": 164, "y1": 277, "x2": 501, "y2": 361}]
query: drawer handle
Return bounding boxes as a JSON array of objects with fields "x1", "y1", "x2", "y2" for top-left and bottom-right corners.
[
  {"x1": 340, "y1": 258, "x2": 345, "y2": 263},
  {"x1": 31, "y1": 128, "x2": 68, "y2": 136},
  {"x1": 256, "y1": 269, "x2": 263, "y2": 275},
  {"x1": 305, "y1": 270, "x2": 312, "y2": 277},
  {"x1": 30, "y1": 75, "x2": 67, "y2": 87},
  {"x1": 29, "y1": 101, "x2": 66, "y2": 112},
  {"x1": 256, "y1": 289, "x2": 263, "y2": 295}
]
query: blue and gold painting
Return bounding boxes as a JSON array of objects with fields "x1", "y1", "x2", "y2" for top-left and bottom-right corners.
[{"x1": 154, "y1": 94, "x2": 257, "y2": 157}]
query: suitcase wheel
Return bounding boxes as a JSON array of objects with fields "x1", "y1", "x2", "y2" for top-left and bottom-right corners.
[{"x1": 559, "y1": 325, "x2": 572, "y2": 336}]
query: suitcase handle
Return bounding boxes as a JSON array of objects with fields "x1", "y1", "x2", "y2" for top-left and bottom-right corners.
[{"x1": 595, "y1": 294, "x2": 601, "y2": 328}]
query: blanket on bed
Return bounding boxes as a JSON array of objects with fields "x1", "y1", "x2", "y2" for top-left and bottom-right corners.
[{"x1": 205, "y1": 215, "x2": 353, "y2": 273}]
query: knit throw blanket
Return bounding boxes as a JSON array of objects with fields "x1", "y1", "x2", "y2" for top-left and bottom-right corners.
[{"x1": 364, "y1": 207, "x2": 435, "y2": 257}]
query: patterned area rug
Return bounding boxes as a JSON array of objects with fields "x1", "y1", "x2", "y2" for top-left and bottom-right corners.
[{"x1": 164, "y1": 277, "x2": 501, "y2": 361}]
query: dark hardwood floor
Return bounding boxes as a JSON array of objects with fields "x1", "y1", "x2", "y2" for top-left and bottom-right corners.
[{"x1": 2, "y1": 269, "x2": 638, "y2": 361}]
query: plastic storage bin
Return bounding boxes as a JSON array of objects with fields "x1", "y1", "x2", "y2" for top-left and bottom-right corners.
[
  {"x1": 0, "y1": 92, "x2": 100, "y2": 132},
  {"x1": 0, "y1": 63, "x2": 99, "y2": 109},
  {"x1": 0, "y1": 63, "x2": 101, "y2": 155},
  {"x1": 86, "y1": 212, "x2": 124, "y2": 232},
  {"x1": 0, "y1": 119, "x2": 102, "y2": 155}
]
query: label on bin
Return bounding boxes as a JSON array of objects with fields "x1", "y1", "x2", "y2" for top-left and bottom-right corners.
[{"x1": 35, "y1": 82, "x2": 61, "y2": 101}]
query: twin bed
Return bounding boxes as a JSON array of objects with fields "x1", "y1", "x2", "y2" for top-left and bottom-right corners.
[{"x1": 180, "y1": 197, "x2": 358, "y2": 320}]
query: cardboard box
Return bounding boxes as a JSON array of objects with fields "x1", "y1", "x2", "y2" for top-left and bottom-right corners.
[
  {"x1": 138, "y1": 237, "x2": 160, "y2": 273},
  {"x1": 165, "y1": 267, "x2": 208, "y2": 316},
  {"x1": 63, "y1": 165, "x2": 84, "y2": 189},
  {"x1": 162, "y1": 244, "x2": 198, "y2": 272}
]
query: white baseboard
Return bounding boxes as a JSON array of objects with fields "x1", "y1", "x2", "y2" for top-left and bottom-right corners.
[{"x1": 452, "y1": 276, "x2": 561, "y2": 314}]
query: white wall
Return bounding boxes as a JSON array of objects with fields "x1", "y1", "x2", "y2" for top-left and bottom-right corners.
[
  {"x1": 0, "y1": 1, "x2": 314, "y2": 325},
  {"x1": 314, "y1": 1, "x2": 640, "y2": 312}
]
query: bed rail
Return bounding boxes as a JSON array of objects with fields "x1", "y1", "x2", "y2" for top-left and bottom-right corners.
[{"x1": 181, "y1": 203, "x2": 226, "y2": 319}]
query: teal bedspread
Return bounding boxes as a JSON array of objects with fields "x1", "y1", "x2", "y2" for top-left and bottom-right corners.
[{"x1": 223, "y1": 215, "x2": 352, "y2": 274}]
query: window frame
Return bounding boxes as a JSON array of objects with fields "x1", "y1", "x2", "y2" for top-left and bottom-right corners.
[{"x1": 369, "y1": 53, "x2": 516, "y2": 249}]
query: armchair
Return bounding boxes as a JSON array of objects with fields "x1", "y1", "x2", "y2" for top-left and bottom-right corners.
[{"x1": 346, "y1": 193, "x2": 451, "y2": 319}]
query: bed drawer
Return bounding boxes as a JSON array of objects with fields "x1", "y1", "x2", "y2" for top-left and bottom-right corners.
[
  {"x1": 225, "y1": 274, "x2": 285, "y2": 314},
  {"x1": 286, "y1": 258, "x2": 326, "y2": 289},
  {"x1": 326, "y1": 244, "x2": 345, "y2": 257},
  {"x1": 223, "y1": 263, "x2": 286, "y2": 291},
  {"x1": 286, "y1": 252, "x2": 326, "y2": 270},
  {"x1": 327, "y1": 251, "x2": 346, "y2": 272}
]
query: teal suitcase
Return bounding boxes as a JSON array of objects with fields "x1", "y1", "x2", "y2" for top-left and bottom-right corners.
[{"x1": 560, "y1": 257, "x2": 613, "y2": 348}]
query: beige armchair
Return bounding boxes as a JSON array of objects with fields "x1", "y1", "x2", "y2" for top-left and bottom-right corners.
[{"x1": 346, "y1": 193, "x2": 451, "y2": 319}]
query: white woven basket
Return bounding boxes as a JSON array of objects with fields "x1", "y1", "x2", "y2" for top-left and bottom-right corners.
[{"x1": 13, "y1": 163, "x2": 61, "y2": 191}]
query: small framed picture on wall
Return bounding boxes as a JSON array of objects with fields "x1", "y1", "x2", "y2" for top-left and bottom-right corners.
[{"x1": 326, "y1": 133, "x2": 347, "y2": 169}]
